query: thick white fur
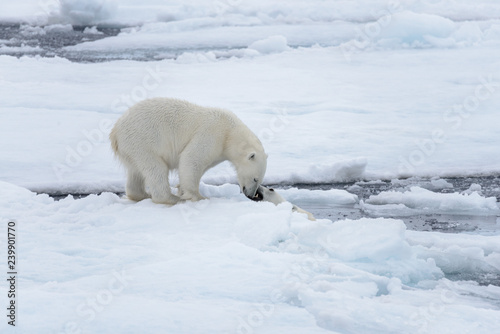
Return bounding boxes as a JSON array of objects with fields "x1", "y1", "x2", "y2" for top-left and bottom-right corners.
[
  {"x1": 257, "y1": 186, "x2": 316, "y2": 221},
  {"x1": 110, "y1": 98, "x2": 267, "y2": 204}
]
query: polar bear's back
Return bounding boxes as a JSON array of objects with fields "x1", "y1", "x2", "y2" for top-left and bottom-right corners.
[
  {"x1": 110, "y1": 98, "x2": 241, "y2": 167},
  {"x1": 119, "y1": 97, "x2": 232, "y2": 132}
]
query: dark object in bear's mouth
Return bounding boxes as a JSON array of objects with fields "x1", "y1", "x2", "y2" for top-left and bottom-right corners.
[{"x1": 249, "y1": 187, "x2": 264, "y2": 201}]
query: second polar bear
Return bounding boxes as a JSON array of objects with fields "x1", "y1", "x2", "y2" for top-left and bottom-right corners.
[{"x1": 110, "y1": 98, "x2": 267, "y2": 204}]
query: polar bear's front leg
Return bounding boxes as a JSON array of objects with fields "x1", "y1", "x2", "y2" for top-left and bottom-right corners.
[
  {"x1": 178, "y1": 172, "x2": 207, "y2": 202},
  {"x1": 178, "y1": 152, "x2": 208, "y2": 202}
]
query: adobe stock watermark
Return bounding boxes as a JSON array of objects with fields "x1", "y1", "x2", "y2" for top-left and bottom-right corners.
[
  {"x1": 340, "y1": 1, "x2": 401, "y2": 62},
  {"x1": 52, "y1": 118, "x2": 114, "y2": 181},
  {"x1": 408, "y1": 280, "x2": 457, "y2": 333},
  {"x1": 57, "y1": 268, "x2": 133, "y2": 334},
  {"x1": 111, "y1": 64, "x2": 167, "y2": 113},
  {"x1": 398, "y1": 74, "x2": 499, "y2": 175},
  {"x1": 236, "y1": 303, "x2": 275, "y2": 334},
  {"x1": 52, "y1": 64, "x2": 167, "y2": 181},
  {"x1": 236, "y1": 245, "x2": 329, "y2": 334},
  {"x1": 258, "y1": 108, "x2": 291, "y2": 145},
  {"x1": 213, "y1": 0, "x2": 242, "y2": 15},
  {"x1": 177, "y1": 197, "x2": 212, "y2": 225}
]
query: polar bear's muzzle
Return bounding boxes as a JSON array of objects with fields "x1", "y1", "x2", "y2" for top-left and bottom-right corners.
[
  {"x1": 244, "y1": 184, "x2": 262, "y2": 201},
  {"x1": 248, "y1": 186, "x2": 264, "y2": 202}
]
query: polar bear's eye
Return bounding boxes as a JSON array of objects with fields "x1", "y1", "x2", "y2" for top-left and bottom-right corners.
[
  {"x1": 253, "y1": 178, "x2": 258, "y2": 183},
  {"x1": 270, "y1": 188, "x2": 274, "y2": 192}
]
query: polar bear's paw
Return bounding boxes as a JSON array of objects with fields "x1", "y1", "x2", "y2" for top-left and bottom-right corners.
[
  {"x1": 179, "y1": 191, "x2": 207, "y2": 202},
  {"x1": 151, "y1": 193, "x2": 180, "y2": 206},
  {"x1": 126, "y1": 191, "x2": 150, "y2": 202}
]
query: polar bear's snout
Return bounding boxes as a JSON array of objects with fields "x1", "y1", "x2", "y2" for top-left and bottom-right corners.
[
  {"x1": 248, "y1": 186, "x2": 264, "y2": 202},
  {"x1": 243, "y1": 183, "x2": 261, "y2": 200}
]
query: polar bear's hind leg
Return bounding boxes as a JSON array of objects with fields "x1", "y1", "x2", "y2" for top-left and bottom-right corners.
[
  {"x1": 137, "y1": 155, "x2": 179, "y2": 205},
  {"x1": 115, "y1": 152, "x2": 150, "y2": 202},
  {"x1": 125, "y1": 169, "x2": 149, "y2": 201}
]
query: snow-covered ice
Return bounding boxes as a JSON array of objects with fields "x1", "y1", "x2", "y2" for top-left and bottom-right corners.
[
  {"x1": 2, "y1": 0, "x2": 500, "y2": 185},
  {"x1": 361, "y1": 186, "x2": 500, "y2": 217},
  {"x1": 1, "y1": 181, "x2": 500, "y2": 333},
  {"x1": 1, "y1": 46, "x2": 500, "y2": 188},
  {"x1": 1, "y1": 0, "x2": 500, "y2": 333}
]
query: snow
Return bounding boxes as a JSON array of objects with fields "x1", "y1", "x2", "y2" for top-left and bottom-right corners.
[
  {"x1": 270, "y1": 187, "x2": 358, "y2": 207},
  {"x1": 57, "y1": 0, "x2": 118, "y2": 25},
  {"x1": 430, "y1": 178, "x2": 454, "y2": 190},
  {"x1": 464, "y1": 183, "x2": 483, "y2": 195},
  {"x1": 3, "y1": 46, "x2": 500, "y2": 187},
  {"x1": 1, "y1": 1, "x2": 500, "y2": 333},
  {"x1": 82, "y1": 26, "x2": 103, "y2": 35},
  {"x1": 377, "y1": 11, "x2": 456, "y2": 45},
  {"x1": 4, "y1": 0, "x2": 500, "y2": 27},
  {"x1": 407, "y1": 230, "x2": 500, "y2": 277},
  {"x1": 248, "y1": 35, "x2": 290, "y2": 55},
  {"x1": 1, "y1": 181, "x2": 500, "y2": 333},
  {"x1": 0, "y1": 45, "x2": 41, "y2": 54},
  {"x1": 361, "y1": 186, "x2": 499, "y2": 217}
]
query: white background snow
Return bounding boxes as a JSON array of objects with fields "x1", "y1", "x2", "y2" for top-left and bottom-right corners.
[{"x1": 0, "y1": 0, "x2": 500, "y2": 333}]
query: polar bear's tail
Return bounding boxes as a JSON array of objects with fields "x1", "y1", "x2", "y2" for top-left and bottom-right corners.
[{"x1": 109, "y1": 127, "x2": 119, "y2": 155}]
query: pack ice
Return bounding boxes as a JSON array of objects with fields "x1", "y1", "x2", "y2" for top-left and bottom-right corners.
[{"x1": 1, "y1": 181, "x2": 499, "y2": 333}]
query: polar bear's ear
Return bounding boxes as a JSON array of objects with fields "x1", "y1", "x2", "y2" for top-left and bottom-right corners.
[{"x1": 248, "y1": 152, "x2": 256, "y2": 160}]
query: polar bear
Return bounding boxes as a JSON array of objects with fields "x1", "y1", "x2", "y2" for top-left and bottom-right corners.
[
  {"x1": 252, "y1": 185, "x2": 316, "y2": 221},
  {"x1": 110, "y1": 98, "x2": 267, "y2": 204}
]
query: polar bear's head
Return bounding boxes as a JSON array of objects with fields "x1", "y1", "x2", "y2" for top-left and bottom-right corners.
[{"x1": 236, "y1": 150, "x2": 267, "y2": 199}]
